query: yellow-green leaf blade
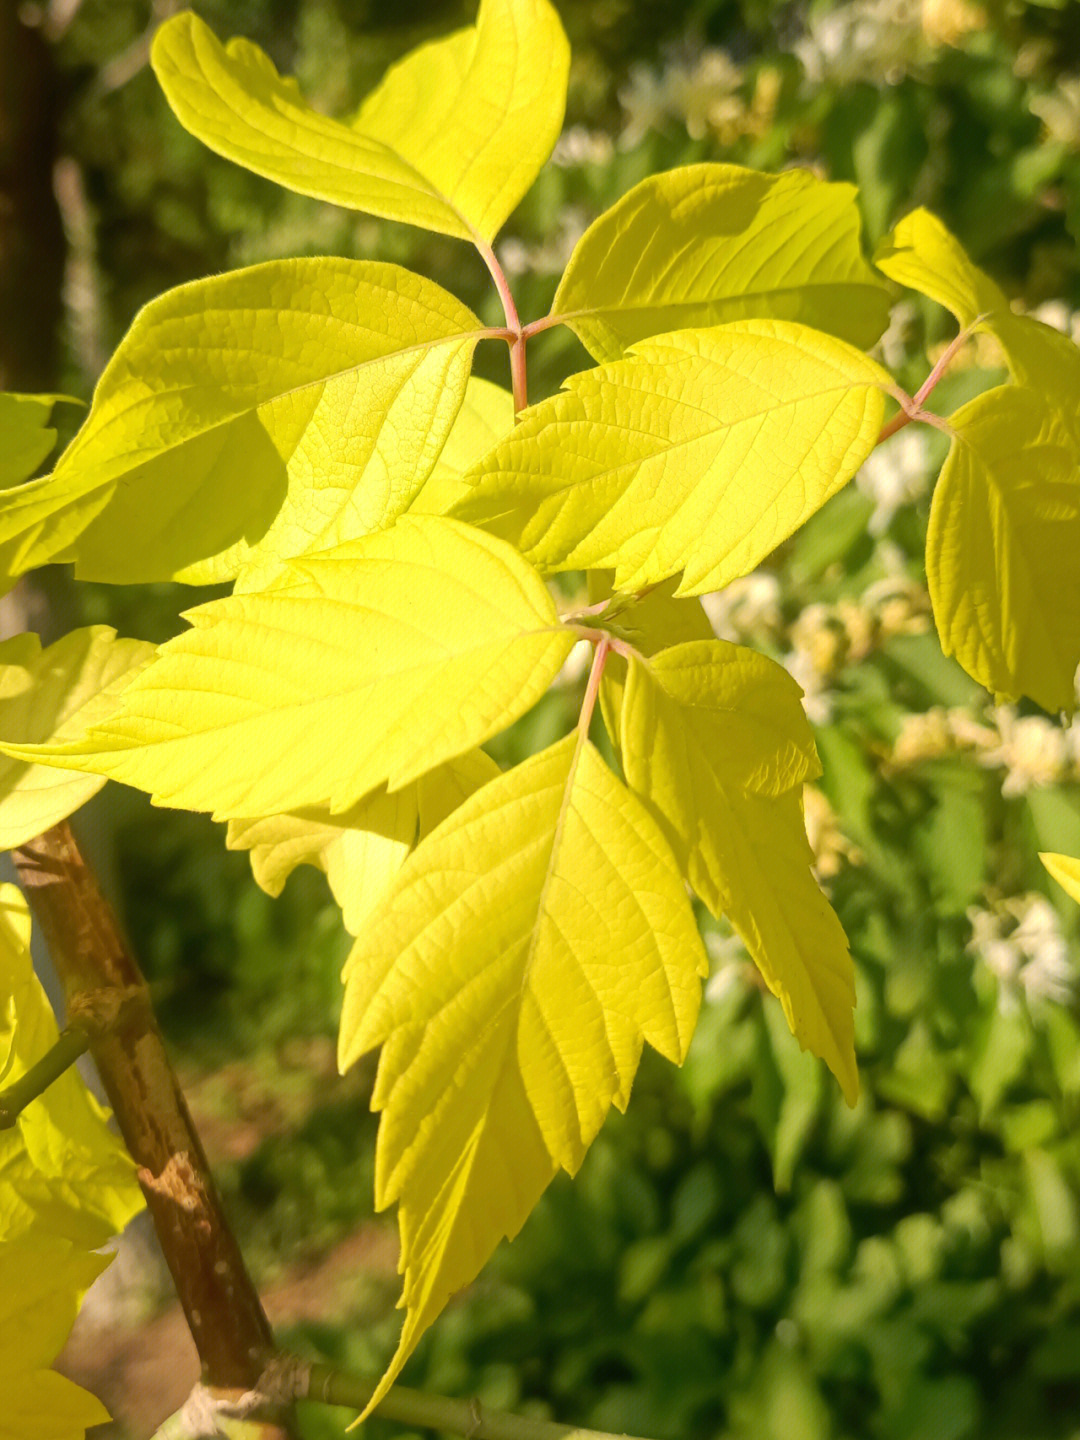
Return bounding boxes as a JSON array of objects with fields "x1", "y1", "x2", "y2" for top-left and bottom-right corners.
[
  {"x1": 53, "y1": 259, "x2": 481, "y2": 586},
  {"x1": 0, "y1": 394, "x2": 80, "y2": 489},
  {"x1": 0, "y1": 470, "x2": 113, "y2": 596},
  {"x1": 1041, "y1": 852, "x2": 1080, "y2": 903},
  {"x1": 0, "y1": 628, "x2": 155, "y2": 853},
  {"x1": 0, "y1": 885, "x2": 144, "y2": 1245},
  {"x1": 152, "y1": 3, "x2": 569, "y2": 244},
  {"x1": 339, "y1": 734, "x2": 706, "y2": 1414},
  {"x1": 227, "y1": 750, "x2": 499, "y2": 934},
  {"x1": 408, "y1": 377, "x2": 515, "y2": 518},
  {"x1": 454, "y1": 320, "x2": 889, "y2": 595},
  {"x1": 0, "y1": 519, "x2": 573, "y2": 820},
  {"x1": 553, "y1": 165, "x2": 892, "y2": 362},
  {"x1": 875, "y1": 208, "x2": 1080, "y2": 412},
  {"x1": 0, "y1": 1234, "x2": 112, "y2": 1440},
  {"x1": 620, "y1": 649, "x2": 857, "y2": 1103},
  {"x1": 927, "y1": 385, "x2": 1080, "y2": 712}
]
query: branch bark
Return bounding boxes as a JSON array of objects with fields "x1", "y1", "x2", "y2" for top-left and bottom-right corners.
[{"x1": 12, "y1": 821, "x2": 293, "y2": 1435}]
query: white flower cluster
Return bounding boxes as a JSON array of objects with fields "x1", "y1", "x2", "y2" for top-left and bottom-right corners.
[
  {"x1": 618, "y1": 47, "x2": 765, "y2": 148},
  {"x1": 1031, "y1": 76, "x2": 1080, "y2": 150},
  {"x1": 794, "y1": 0, "x2": 924, "y2": 89},
  {"x1": 856, "y1": 426, "x2": 931, "y2": 535},
  {"x1": 891, "y1": 703, "x2": 1080, "y2": 796},
  {"x1": 967, "y1": 895, "x2": 1076, "y2": 1013}
]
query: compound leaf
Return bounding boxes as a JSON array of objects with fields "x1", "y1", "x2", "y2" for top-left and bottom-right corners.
[
  {"x1": 454, "y1": 319, "x2": 888, "y2": 595},
  {"x1": 875, "y1": 208, "x2": 1080, "y2": 413},
  {"x1": 618, "y1": 645, "x2": 858, "y2": 1103},
  {"x1": 927, "y1": 385, "x2": 1080, "y2": 712},
  {"x1": 227, "y1": 750, "x2": 499, "y2": 934},
  {"x1": 553, "y1": 164, "x2": 891, "y2": 362},
  {"x1": 339, "y1": 733, "x2": 706, "y2": 1413},
  {"x1": 0, "y1": 628, "x2": 155, "y2": 853},
  {"x1": 152, "y1": 2, "x2": 569, "y2": 245},
  {"x1": 0, "y1": 518, "x2": 572, "y2": 820},
  {"x1": 51, "y1": 259, "x2": 481, "y2": 586},
  {"x1": 0, "y1": 885, "x2": 143, "y2": 1246}
]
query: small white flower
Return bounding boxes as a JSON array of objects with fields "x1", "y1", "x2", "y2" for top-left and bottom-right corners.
[
  {"x1": 979, "y1": 708, "x2": 1071, "y2": 796},
  {"x1": 967, "y1": 895, "x2": 1076, "y2": 1014},
  {"x1": 701, "y1": 571, "x2": 782, "y2": 641},
  {"x1": 856, "y1": 427, "x2": 930, "y2": 534},
  {"x1": 551, "y1": 126, "x2": 615, "y2": 169}
]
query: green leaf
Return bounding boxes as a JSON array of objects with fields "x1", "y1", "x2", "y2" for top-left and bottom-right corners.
[
  {"x1": 0, "y1": 471, "x2": 112, "y2": 597},
  {"x1": 618, "y1": 643, "x2": 858, "y2": 1103},
  {"x1": 0, "y1": 394, "x2": 80, "y2": 489},
  {"x1": 1042, "y1": 852, "x2": 1080, "y2": 904},
  {"x1": 454, "y1": 320, "x2": 889, "y2": 595},
  {"x1": 227, "y1": 750, "x2": 499, "y2": 934},
  {"x1": 408, "y1": 377, "x2": 515, "y2": 517},
  {"x1": 0, "y1": 885, "x2": 144, "y2": 1246},
  {"x1": 0, "y1": 1233, "x2": 111, "y2": 1440},
  {"x1": 552, "y1": 164, "x2": 892, "y2": 362},
  {"x1": 338, "y1": 733, "x2": 706, "y2": 1413},
  {"x1": 0, "y1": 628, "x2": 155, "y2": 853},
  {"x1": 50, "y1": 259, "x2": 483, "y2": 586},
  {"x1": 927, "y1": 385, "x2": 1080, "y2": 711},
  {"x1": 0, "y1": 518, "x2": 573, "y2": 820},
  {"x1": 152, "y1": 2, "x2": 569, "y2": 245},
  {"x1": 875, "y1": 207, "x2": 1080, "y2": 413}
]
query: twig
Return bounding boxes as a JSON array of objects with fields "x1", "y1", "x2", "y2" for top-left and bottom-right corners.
[{"x1": 0, "y1": 1023, "x2": 90, "y2": 1129}]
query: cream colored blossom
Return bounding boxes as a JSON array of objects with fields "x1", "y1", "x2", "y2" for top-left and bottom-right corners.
[{"x1": 979, "y1": 708, "x2": 1072, "y2": 796}]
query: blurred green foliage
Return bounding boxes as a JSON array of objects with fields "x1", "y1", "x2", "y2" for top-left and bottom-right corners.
[{"x1": 22, "y1": 0, "x2": 1080, "y2": 1435}]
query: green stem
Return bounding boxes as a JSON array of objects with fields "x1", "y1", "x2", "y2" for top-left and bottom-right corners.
[
  {"x1": 0, "y1": 1024, "x2": 90, "y2": 1129},
  {"x1": 307, "y1": 1363, "x2": 653, "y2": 1440}
]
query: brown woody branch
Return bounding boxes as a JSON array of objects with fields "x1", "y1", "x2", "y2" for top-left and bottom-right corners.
[{"x1": 12, "y1": 820, "x2": 294, "y2": 1435}]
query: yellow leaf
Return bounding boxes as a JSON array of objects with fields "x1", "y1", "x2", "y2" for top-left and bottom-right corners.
[
  {"x1": 338, "y1": 734, "x2": 706, "y2": 1413},
  {"x1": 0, "y1": 1234, "x2": 112, "y2": 1440},
  {"x1": 49, "y1": 260, "x2": 482, "y2": 586},
  {"x1": 0, "y1": 470, "x2": 112, "y2": 597},
  {"x1": 928, "y1": 385, "x2": 1080, "y2": 712},
  {"x1": 227, "y1": 750, "x2": 499, "y2": 934},
  {"x1": 0, "y1": 519, "x2": 573, "y2": 820},
  {"x1": 553, "y1": 164, "x2": 891, "y2": 361},
  {"x1": 0, "y1": 885, "x2": 144, "y2": 1245},
  {"x1": 1041, "y1": 852, "x2": 1080, "y2": 903},
  {"x1": 875, "y1": 208, "x2": 1080, "y2": 413},
  {"x1": 408, "y1": 377, "x2": 515, "y2": 517},
  {"x1": 0, "y1": 394, "x2": 80, "y2": 489},
  {"x1": 454, "y1": 319, "x2": 889, "y2": 595},
  {"x1": 152, "y1": 3, "x2": 569, "y2": 245},
  {"x1": 0, "y1": 628, "x2": 155, "y2": 853},
  {"x1": 619, "y1": 646, "x2": 858, "y2": 1103}
]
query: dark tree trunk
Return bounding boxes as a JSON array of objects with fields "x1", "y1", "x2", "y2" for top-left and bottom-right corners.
[{"x1": 0, "y1": 1, "x2": 65, "y2": 392}]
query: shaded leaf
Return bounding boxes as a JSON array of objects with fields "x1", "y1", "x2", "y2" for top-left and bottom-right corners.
[
  {"x1": 0, "y1": 885, "x2": 143, "y2": 1246},
  {"x1": 0, "y1": 394, "x2": 80, "y2": 489},
  {"x1": 227, "y1": 750, "x2": 499, "y2": 934},
  {"x1": 927, "y1": 385, "x2": 1080, "y2": 712},
  {"x1": 619, "y1": 645, "x2": 857, "y2": 1102},
  {"x1": 51, "y1": 259, "x2": 481, "y2": 586},
  {"x1": 0, "y1": 628, "x2": 155, "y2": 853}
]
